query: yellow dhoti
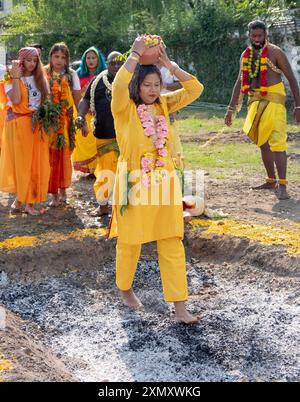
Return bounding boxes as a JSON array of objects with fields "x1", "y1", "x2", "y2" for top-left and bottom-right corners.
[
  {"x1": 116, "y1": 237, "x2": 188, "y2": 302},
  {"x1": 243, "y1": 82, "x2": 287, "y2": 152},
  {"x1": 94, "y1": 138, "x2": 119, "y2": 205}
]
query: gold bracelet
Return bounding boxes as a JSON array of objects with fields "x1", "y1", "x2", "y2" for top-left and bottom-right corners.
[{"x1": 130, "y1": 55, "x2": 140, "y2": 62}]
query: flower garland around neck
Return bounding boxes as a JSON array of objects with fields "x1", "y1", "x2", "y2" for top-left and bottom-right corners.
[
  {"x1": 137, "y1": 104, "x2": 169, "y2": 187},
  {"x1": 241, "y1": 45, "x2": 268, "y2": 96},
  {"x1": 47, "y1": 69, "x2": 75, "y2": 149},
  {"x1": 90, "y1": 70, "x2": 111, "y2": 114},
  {"x1": 102, "y1": 72, "x2": 112, "y2": 92}
]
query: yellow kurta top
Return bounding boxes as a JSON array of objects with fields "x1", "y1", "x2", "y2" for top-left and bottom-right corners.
[{"x1": 109, "y1": 67, "x2": 203, "y2": 245}]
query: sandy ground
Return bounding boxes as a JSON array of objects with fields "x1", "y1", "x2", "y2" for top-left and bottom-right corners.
[{"x1": 0, "y1": 131, "x2": 299, "y2": 382}]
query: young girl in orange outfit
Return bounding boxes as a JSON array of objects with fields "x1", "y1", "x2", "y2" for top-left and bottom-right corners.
[
  {"x1": 0, "y1": 47, "x2": 50, "y2": 215},
  {"x1": 46, "y1": 43, "x2": 81, "y2": 207}
]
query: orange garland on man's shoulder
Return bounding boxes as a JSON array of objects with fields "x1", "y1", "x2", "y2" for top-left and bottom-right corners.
[{"x1": 241, "y1": 46, "x2": 268, "y2": 96}]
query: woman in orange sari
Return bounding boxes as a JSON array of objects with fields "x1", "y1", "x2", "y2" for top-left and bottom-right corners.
[
  {"x1": 0, "y1": 48, "x2": 50, "y2": 215},
  {"x1": 46, "y1": 43, "x2": 81, "y2": 207},
  {"x1": 72, "y1": 46, "x2": 106, "y2": 176}
]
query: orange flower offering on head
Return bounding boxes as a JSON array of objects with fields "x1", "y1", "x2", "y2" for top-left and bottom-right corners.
[{"x1": 140, "y1": 34, "x2": 163, "y2": 65}]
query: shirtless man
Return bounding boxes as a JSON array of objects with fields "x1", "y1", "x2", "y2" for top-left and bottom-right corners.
[{"x1": 225, "y1": 20, "x2": 300, "y2": 200}]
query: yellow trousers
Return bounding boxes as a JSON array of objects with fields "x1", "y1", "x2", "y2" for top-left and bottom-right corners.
[
  {"x1": 116, "y1": 237, "x2": 188, "y2": 302},
  {"x1": 94, "y1": 139, "x2": 118, "y2": 205}
]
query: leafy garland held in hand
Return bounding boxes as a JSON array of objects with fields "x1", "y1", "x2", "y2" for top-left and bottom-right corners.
[
  {"x1": 113, "y1": 34, "x2": 163, "y2": 63},
  {"x1": 47, "y1": 69, "x2": 76, "y2": 150},
  {"x1": 33, "y1": 98, "x2": 61, "y2": 136}
]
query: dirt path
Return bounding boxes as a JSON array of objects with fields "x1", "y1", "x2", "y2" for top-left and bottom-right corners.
[{"x1": 0, "y1": 308, "x2": 75, "y2": 382}]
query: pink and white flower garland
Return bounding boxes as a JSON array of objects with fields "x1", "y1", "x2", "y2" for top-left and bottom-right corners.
[{"x1": 137, "y1": 104, "x2": 169, "y2": 187}]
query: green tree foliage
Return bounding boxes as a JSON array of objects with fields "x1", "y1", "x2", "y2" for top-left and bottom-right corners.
[{"x1": 3, "y1": 0, "x2": 296, "y2": 103}]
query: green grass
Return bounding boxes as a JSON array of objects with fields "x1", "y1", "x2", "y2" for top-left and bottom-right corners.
[
  {"x1": 289, "y1": 141, "x2": 300, "y2": 154},
  {"x1": 176, "y1": 108, "x2": 300, "y2": 136},
  {"x1": 173, "y1": 116, "x2": 246, "y2": 136},
  {"x1": 183, "y1": 142, "x2": 259, "y2": 177},
  {"x1": 182, "y1": 142, "x2": 299, "y2": 181},
  {"x1": 174, "y1": 108, "x2": 300, "y2": 181}
]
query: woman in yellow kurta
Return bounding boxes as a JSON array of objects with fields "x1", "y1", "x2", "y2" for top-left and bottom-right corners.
[
  {"x1": 0, "y1": 47, "x2": 50, "y2": 215},
  {"x1": 46, "y1": 43, "x2": 81, "y2": 207},
  {"x1": 110, "y1": 37, "x2": 204, "y2": 324}
]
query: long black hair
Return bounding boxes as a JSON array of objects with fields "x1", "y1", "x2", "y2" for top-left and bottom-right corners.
[{"x1": 129, "y1": 64, "x2": 162, "y2": 105}]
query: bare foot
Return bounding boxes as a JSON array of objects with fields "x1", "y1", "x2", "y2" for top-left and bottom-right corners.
[
  {"x1": 59, "y1": 189, "x2": 67, "y2": 203},
  {"x1": 183, "y1": 213, "x2": 193, "y2": 223},
  {"x1": 10, "y1": 199, "x2": 23, "y2": 213},
  {"x1": 175, "y1": 312, "x2": 202, "y2": 325},
  {"x1": 252, "y1": 181, "x2": 277, "y2": 190},
  {"x1": 49, "y1": 194, "x2": 60, "y2": 207},
  {"x1": 276, "y1": 185, "x2": 290, "y2": 200},
  {"x1": 90, "y1": 204, "x2": 109, "y2": 217},
  {"x1": 25, "y1": 204, "x2": 41, "y2": 216},
  {"x1": 174, "y1": 301, "x2": 202, "y2": 325},
  {"x1": 120, "y1": 289, "x2": 144, "y2": 310}
]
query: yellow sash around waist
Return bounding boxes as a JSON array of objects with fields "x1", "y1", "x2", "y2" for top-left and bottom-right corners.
[{"x1": 248, "y1": 92, "x2": 286, "y2": 107}]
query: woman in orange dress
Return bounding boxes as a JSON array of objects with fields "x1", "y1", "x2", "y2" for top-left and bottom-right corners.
[
  {"x1": 0, "y1": 48, "x2": 50, "y2": 215},
  {"x1": 0, "y1": 65, "x2": 7, "y2": 154},
  {"x1": 46, "y1": 43, "x2": 81, "y2": 207}
]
